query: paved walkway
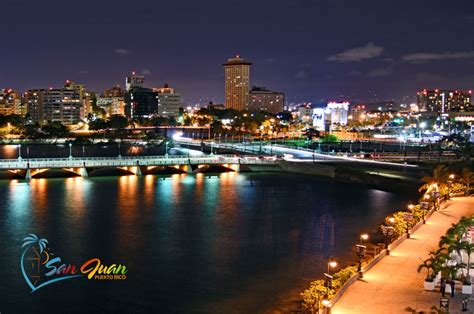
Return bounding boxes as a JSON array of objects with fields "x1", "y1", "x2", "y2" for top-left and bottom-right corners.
[{"x1": 332, "y1": 197, "x2": 474, "y2": 314}]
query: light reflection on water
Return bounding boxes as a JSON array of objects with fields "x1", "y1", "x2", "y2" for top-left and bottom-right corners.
[{"x1": 0, "y1": 173, "x2": 416, "y2": 313}]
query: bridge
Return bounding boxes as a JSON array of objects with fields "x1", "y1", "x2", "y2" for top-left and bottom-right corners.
[
  {"x1": 0, "y1": 155, "x2": 277, "y2": 179},
  {"x1": 175, "y1": 139, "x2": 419, "y2": 168}
]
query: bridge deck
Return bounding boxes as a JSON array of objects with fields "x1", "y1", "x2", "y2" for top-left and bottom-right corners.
[{"x1": 0, "y1": 155, "x2": 277, "y2": 170}]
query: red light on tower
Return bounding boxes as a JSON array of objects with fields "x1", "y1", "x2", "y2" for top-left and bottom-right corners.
[
  {"x1": 132, "y1": 71, "x2": 136, "y2": 75},
  {"x1": 435, "y1": 89, "x2": 439, "y2": 93}
]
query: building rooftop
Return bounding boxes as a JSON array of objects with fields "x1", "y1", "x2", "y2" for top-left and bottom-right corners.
[{"x1": 223, "y1": 55, "x2": 252, "y2": 66}]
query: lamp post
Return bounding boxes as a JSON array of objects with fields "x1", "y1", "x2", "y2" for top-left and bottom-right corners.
[
  {"x1": 381, "y1": 219, "x2": 395, "y2": 255},
  {"x1": 420, "y1": 198, "x2": 429, "y2": 223},
  {"x1": 431, "y1": 190, "x2": 440, "y2": 211},
  {"x1": 118, "y1": 141, "x2": 122, "y2": 158},
  {"x1": 68, "y1": 143, "x2": 72, "y2": 160},
  {"x1": 403, "y1": 211, "x2": 414, "y2": 239},
  {"x1": 18, "y1": 144, "x2": 22, "y2": 161},
  {"x1": 210, "y1": 142, "x2": 214, "y2": 156},
  {"x1": 327, "y1": 259, "x2": 337, "y2": 274},
  {"x1": 447, "y1": 174, "x2": 455, "y2": 198},
  {"x1": 356, "y1": 244, "x2": 367, "y2": 278},
  {"x1": 165, "y1": 141, "x2": 169, "y2": 158}
]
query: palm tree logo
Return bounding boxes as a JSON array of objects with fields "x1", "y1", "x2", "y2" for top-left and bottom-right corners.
[
  {"x1": 20, "y1": 234, "x2": 82, "y2": 293},
  {"x1": 20, "y1": 234, "x2": 48, "y2": 292}
]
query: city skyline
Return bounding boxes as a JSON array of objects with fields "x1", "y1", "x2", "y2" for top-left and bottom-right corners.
[{"x1": 1, "y1": 0, "x2": 474, "y2": 105}]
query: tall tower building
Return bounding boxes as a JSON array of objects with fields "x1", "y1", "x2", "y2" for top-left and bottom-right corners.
[{"x1": 223, "y1": 55, "x2": 252, "y2": 111}]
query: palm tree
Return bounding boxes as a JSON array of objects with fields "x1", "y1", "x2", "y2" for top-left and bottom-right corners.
[
  {"x1": 462, "y1": 241, "x2": 474, "y2": 283},
  {"x1": 418, "y1": 258, "x2": 435, "y2": 281},
  {"x1": 20, "y1": 234, "x2": 48, "y2": 291},
  {"x1": 459, "y1": 168, "x2": 474, "y2": 195},
  {"x1": 419, "y1": 164, "x2": 450, "y2": 193}
]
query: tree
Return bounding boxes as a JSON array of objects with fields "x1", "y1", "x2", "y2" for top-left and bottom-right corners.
[
  {"x1": 320, "y1": 134, "x2": 339, "y2": 143},
  {"x1": 109, "y1": 115, "x2": 129, "y2": 130},
  {"x1": 418, "y1": 258, "x2": 435, "y2": 281},
  {"x1": 42, "y1": 121, "x2": 69, "y2": 142},
  {"x1": 419, "y1": 164, "x2": 450, "y2": 193},
  {"x1": 459, "y1": 168, "x2": 474, "y2": 194},
  {"x1": 461, "y1": 241, "x2": 474, "y2": 282}
]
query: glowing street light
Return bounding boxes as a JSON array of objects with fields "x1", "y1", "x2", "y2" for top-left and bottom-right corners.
[
  {"x1": 327, "y1": 260, "x2": 338, "y2": 274},
  {"x1": 165, "y1": 141, "x2": 169, "y2": 158},
  {"x1": 360, "y1": 233, "x2": 369, "y2": 242}
]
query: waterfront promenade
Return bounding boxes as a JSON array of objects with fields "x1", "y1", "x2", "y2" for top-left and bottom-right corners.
[{"x1": 332, "y1": 197, "x2": 474, "y2": 314}]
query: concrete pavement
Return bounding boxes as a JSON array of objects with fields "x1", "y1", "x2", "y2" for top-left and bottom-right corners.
[{"x1": 332, "y1": 197, "x2": 474, "y2": 314}]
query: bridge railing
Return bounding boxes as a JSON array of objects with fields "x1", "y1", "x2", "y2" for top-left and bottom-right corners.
[{"x1": 0, "y1": 154, "x2": 278, "y2": 169}]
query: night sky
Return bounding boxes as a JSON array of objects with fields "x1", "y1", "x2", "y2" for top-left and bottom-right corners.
[{"x1": 1, "y1": 0, "x2": 474, "y2": 105}]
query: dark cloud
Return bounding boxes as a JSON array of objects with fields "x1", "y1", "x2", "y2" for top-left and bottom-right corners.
[
  {"x1": 114, "y1": 48, "x2": 130, "y2": 56},
  {"x1": 295, "y1": 69, "x2": 308, "y2": 79},
  {"x1": 402, "y1": 51, "x2": 474, "y2": 63},
  {"x1": 367, "y1": 67, "x2": 392, "y2": 77},
  {"x1": 328, "y1": 42, "x2": 384, "y2": 62}
]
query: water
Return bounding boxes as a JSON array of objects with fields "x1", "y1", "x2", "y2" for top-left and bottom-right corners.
[{"x1": 0, "y1": 173, "x2": 415, "y2": 313}]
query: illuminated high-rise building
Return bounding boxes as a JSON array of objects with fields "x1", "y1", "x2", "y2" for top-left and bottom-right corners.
[
  {"x1": 223, "y1": 55, "x2": 252, "y2": 111},
  {"x1": 0, "y1": 88, "x2": 22, "y2": 116},
  {"x1": 417, "y1": 89, "x2": 472, "y2": 113},
  {"x1": 25, "y1": 81, "x2": 87, "y2": 125},
  {"x1": 248, "y1": 86, "x2": 284, "y2": 114},
  {"x1": 153, "y1": 84, "x2": 181, "y2": 118},
  {"x1": 125, "y1": 72, "x2": 145, "y2": 91}
]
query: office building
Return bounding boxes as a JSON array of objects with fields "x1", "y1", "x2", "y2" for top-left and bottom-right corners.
[
  {"x1": 223, "y1": 55, "x2": 251, "y2": 111},
  {"x1": 298, "y1": 105, "x2": 313, "y2": 122},
  {"x1": 153, "y1": 84, "x2": 181, "y2": 117},
  {"x1": 124, "y1": 87, "x2": 158, "y2": 119},
  {"x1": 125, "y1": 72, "x2": 145, "y2": 91},
  {"x1": 248, "y1": 86, "x2": 284, "y2": 114},
  {"x1": 325, "y1": 102, "x2": 349, "y2": 125},
  {"x1": 417, "y1": 89, "x2": 472, "y2": 113},
  {"x1": 97, "y1": 96, "x2": 125, "y2": 117}
]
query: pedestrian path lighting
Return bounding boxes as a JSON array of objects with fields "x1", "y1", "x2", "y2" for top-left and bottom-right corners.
[
  {"x1": 447, "y1": 174, "x2": 455, "y2": 198},
  {"x1": 360, "y1": 233, "x2": 369, "y2": 242},
  {"x1": 420, "y1": 201, "x2": 429, "y2": 224},
  {"x1": 327, "y1": 260, "x2": 338, "y2": 274},
  {"x1": 68, "y1": 143, "x2": 72, "y2": 159},
  {"x1": 403, "y1": 211, "x2": 414, "y2": 239},
  {"x1": 321, "y1": 297, "x2": 331, "y2": 313},
  {"x1": 356, "y1": 244, "x2": 367, "y2": 278},
  {"x1": 431, "y1": 190, "x2": 440, "y2": 210},
  {"x1": 381, "y1": 221, "x2": 395, "y2": 255}
]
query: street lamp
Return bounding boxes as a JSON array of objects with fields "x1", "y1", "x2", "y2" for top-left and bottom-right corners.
[
  {"x1": 68, "y1": 143, "x2": 72, "y2": 159},
  {"x1": 356, "y1": 244, "x2": 367, "y2": 277},
  {"x1": 327, "y1": 260, "x2": 337, "y2": 274},
  {"x1": 360, "y1": 233, "x2": 369, "y2": 242},
  {"x1": 210, "y1": 142, "x2": 214, "y2": 156},
  {"x1": 165, "y1": 141, "x2": 169, "y2": 158},
  {"x1": 403, "y1": 211, "x2": 414, "y2": 239},
  {"x1": 118, "y1": 141, "x2": 122, "y2": 158},
  {"x1": 447, "y1": 174, "x2": 455, "y2": 198},
  {"x1": 18, "y1": 144, "x2": 22, "y2": 160},
  {"x1": 381, "y1": 219, "x2": 395, "y2": 255},
  {"x1": 320, "y1": 296, "x2": 331, "y2": 314}
]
